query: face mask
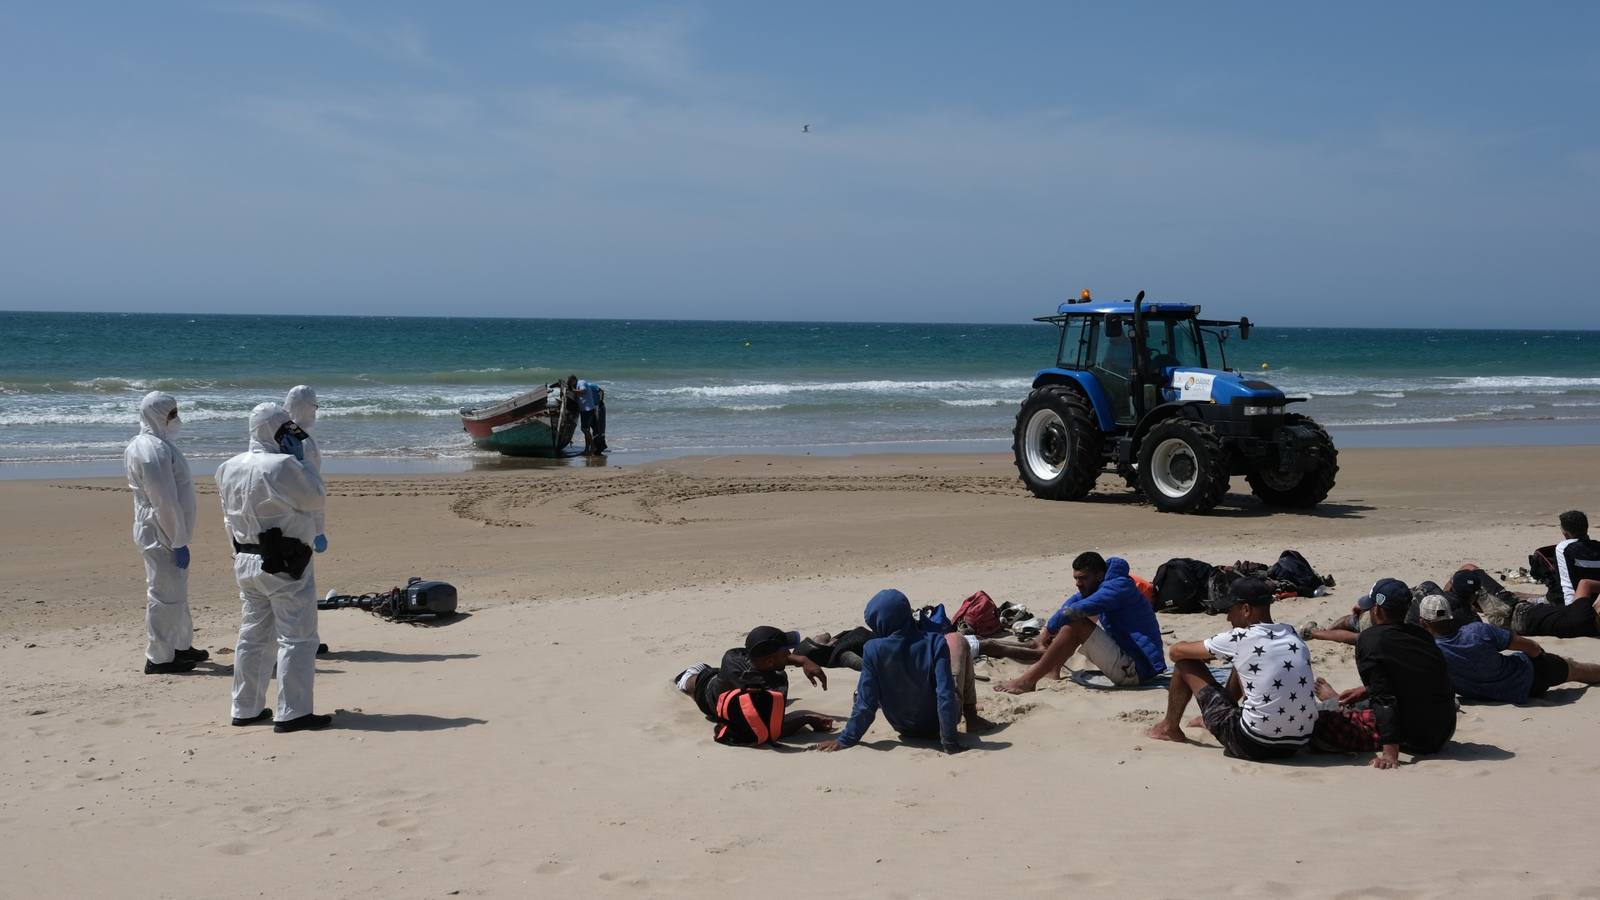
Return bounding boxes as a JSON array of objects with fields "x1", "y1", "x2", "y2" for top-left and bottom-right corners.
[{"x1": 167, "y1": 416, "x2": 183, "y2": 436}]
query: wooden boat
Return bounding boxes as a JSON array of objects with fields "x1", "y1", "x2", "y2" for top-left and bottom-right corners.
[{"x1": 460, "y1": 384, "x2": 577, "y2": 457}]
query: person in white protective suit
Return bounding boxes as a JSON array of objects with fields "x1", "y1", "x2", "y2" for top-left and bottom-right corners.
[
  {"x1": 282, "y1": 385, "x2": 326, "y2": 548},
  {"x1": 217, "y1": 402, "x2": 331, "y2": 732},
  {"x1": 125, "y1": 391, "x2": 209, "y2": 674}
]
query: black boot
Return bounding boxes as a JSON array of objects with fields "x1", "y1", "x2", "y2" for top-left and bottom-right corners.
[
  {"x1": 174, "y1": 646, "x2": 210, "y2": 663},
  {"x1": 230, "y1": 709, "x2": 272, "y2": 727},
  {"x1": 274, "y1": 713, "x2": 333, "y2": 733},
  {"x1": 144, "y1": 657, "x2": 198, "y2": 674}
]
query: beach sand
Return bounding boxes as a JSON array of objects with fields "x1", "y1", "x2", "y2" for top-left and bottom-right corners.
[{"x1": 3, "y1": 447, "x2": 1598, "y2": 897}]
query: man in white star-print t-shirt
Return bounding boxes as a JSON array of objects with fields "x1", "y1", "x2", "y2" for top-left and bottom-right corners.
[{"x1": 1147, "y1": 576, "x2": 1315, "y2": 760}]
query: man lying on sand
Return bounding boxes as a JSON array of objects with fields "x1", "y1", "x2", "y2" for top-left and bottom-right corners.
[
  {"x1": 1310, "y1": 579, "x2": 1456, "y2": 770},
  {"x1": 813, "y1": 590, "x2": 992, "y2": 755},
  {"x1": 992, "y1": 553, "x2": 1166, "y2": 693},
  {"x1": 674, "y1": 625, "x2": 834, "y2": 736},
  {"x1": 1416, "y1": 593, "x2": 1600, "y2": 703},
  {"x1": 1146, "y1": 578, "x2": 1315, "y2": 760}
]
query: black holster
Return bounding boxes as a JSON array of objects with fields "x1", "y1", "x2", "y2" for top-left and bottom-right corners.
[{"x1": 233, "y1": 527, "x2": 313, "y2": 580}]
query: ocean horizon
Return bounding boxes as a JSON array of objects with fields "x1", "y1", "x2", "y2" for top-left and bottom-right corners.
[{"x1": 4, "y1": 310, "x2": 1598, "y2": 477}]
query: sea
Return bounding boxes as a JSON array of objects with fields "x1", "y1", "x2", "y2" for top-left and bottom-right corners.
[{"x1": 3, "y1": 311, "x2": 1598, "y2": 478}]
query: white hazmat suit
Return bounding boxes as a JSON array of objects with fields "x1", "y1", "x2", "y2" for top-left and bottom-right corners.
[
  {"x1": 284, "y1": 384, "x2": 326, "y2": 541},
  {"x1": 125, "y1": 391, "x2": 197, "y2": 664},
  {"x1": 218, "y1": 402, "x2": 326, "y2": 722}
]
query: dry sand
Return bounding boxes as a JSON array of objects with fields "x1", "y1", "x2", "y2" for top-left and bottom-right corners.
[{"x1": 3, "y1": 447, "x2": 1599, "y2": 898}]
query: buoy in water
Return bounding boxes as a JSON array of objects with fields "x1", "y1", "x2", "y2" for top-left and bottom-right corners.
[
  {"x1": 1260, "y1": 362, "x2": 1270, "y2": 369},
  {"x1": 744, "y1": 341, "x2": 752, "y2": 347}
]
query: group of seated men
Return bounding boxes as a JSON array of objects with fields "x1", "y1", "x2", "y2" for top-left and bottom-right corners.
[{"x1": 674, "y1": 510, "x2": 1600, "y2": 767}]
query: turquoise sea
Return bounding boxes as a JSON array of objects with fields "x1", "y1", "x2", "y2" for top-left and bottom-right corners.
[{"x1": 3, "y1": 311, "x2": 1598, "y2": 475}]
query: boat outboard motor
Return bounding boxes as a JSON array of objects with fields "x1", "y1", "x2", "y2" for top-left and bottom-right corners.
[{"x1": 318, "y1": 577, "x2": 458, "y2": 621}]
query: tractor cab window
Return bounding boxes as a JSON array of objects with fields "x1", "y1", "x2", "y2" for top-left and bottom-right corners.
[
  {"x1": 1056, "y1": 317, "x2": 1091, "y2": 369},
  {"x1": 1145, "y1": 318, "x2": 1207, "y2": 371}
]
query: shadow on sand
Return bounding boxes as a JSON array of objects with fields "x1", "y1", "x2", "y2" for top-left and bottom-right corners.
[{"x1": 332, "y1": 710, "x2": 487, "y2": 733}]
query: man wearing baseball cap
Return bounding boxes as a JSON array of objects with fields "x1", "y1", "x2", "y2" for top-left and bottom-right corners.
[
  {"x1": 1311, "y1": 578, "x2": 1456, "y2": 769},
  {"x1": 673, "y1": 625, "x2": 831, "y2": 722},
  {"x1": 1417, "y1": 593, "x2": 1600, "y2": 704},
  {"x1": 1146, "y1": 577, "x2": 1316, "y2": 760}
]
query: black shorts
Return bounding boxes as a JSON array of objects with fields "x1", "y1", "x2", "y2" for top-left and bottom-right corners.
[
  {"x1": 581, "y1": 408, "x2": 599, "y2": 431},
  {"x1": 1529, "y1": 653, "x2": 1571, "y2": 698},
  {"x1": 1197, "y1": 686, "x2": 1304, "y2": 761},
  {"x1": 692, "y1": 667, "x2": 723, "y2": 718},
  {"x1": 1516, "y1": 599, "x2": 1599, "y2": 639}
]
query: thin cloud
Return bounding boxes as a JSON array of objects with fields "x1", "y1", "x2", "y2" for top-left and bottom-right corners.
[
  {"x1": 545, "y1": 13, "x2": 714, "y2": 95},
  {"x1": 215, "y1": 1, "x2": 445, "y2": 71}
]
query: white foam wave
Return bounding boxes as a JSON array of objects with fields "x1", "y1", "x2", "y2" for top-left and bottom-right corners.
[
  {"x1": 1552, "y1": 401, "x2": 1600, "y2": 408},
  {"x1": 656, "y1": 378, "x2": 1033, "y2": 399},
  {"x1": 1440, "y1": 376, "x2": 1600, "y2": 392},
  {"x1": 723, "y1": 404, "x2": 785, "y2": 412},
  {"x1": 1372, "y1": 392, "x2": 1405, "y2": 399},
  {"x1": 941, "y1": 398, "x2": 1011, "y2": 407}
]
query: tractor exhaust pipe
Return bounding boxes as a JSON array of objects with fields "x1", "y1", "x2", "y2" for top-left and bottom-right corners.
[{"x1": 1131, "y1": 290, "x2": 1147, "y2": 419}]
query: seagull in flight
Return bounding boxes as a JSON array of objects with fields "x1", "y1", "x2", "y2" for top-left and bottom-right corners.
[{"x1": 802, "y1": 124, "x2": 810, "y2": 133}]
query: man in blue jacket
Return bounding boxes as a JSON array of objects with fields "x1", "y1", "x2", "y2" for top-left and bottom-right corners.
[
  {"x1": 994, "y1": 552, "x2": 1167, "y2": 692},
  {"x1": 813, "y1": 589, "x2": 982, "y2": 755}
]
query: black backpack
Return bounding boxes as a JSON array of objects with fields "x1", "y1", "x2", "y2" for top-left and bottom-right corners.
[
  {"x1": 1152, "y1": 558, "x2": 1214, "y2": 613},
  {"x1": 1269, "y1": 550, "x2": 1322, "y2": 597},
  {"x1": 712, "y1": 688, "x2": 786, "y2": 747}
]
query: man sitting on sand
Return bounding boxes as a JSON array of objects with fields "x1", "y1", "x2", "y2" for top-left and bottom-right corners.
[
  {"x1": 992, "y1": 553, "x2": 1165, "y2": 692},
  {"x1": 813, "y1": 589, "x2": 992, "y2": 755},
  {"x1": 674, "y1": 625, "x2": 835, "y2": 736},
  {"x1": 1310, "y1": 578, "x2": 1456, "y2": 769},
  {"x1": 1146, "y1": 577, "x2": 1314, "y2": 760},
  {"x1": 1417, "y1": 593, "x2": 1600, "y2": 703}
]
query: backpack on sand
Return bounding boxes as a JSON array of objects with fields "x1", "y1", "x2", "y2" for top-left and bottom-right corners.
[
  {"x1": 712, "y1": 688, "x2": 786, "y2": 747},
  {"x1": 952, "y1": 591, "x2": 1003, "y2": 637},
  {"x1": 1269, "y1": 550, "x2": 1323, "y2": 597},
  {"x1": 1151, "y1": 558, "x2": 1214, "y2": 613}
]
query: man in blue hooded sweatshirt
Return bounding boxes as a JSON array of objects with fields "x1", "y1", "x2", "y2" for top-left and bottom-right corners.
[
  {"x1": 813, "y1": 590, "x2": 980, "y2": 755},
  {"x1": 995, "y1": 552, "x2": 1166, "y2": 692}
]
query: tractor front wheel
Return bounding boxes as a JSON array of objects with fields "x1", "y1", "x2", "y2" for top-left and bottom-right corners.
[
  {"x1": 1012, "y1": 386, "x2": 1104, "y2": 500},
  {"x1": 1137, "y1": 418, "x2": 1230, "y2": 514},
  {"x1": 1246, "y1": 414, "x2": 1339, "y2": 508}
]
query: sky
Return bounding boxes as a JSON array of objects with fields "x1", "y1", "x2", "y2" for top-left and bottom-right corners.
[{"x1": 1, "y1": 2, "x2": 1597, "y2": 327}]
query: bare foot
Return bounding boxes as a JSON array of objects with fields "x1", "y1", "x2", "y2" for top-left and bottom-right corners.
[
  {"x1": 1314, "y1": 677, "x2": 1337, "y2": 702},
  {"x1": 1186, "y1": 715, "x2": 1204, "y2": 729},
  {"x1": 1146, "y1": 721, "x2": 1192, "y2": 744},
  {"x1": 993, "y1": 678, "x2": 1037, "y2": 695}
]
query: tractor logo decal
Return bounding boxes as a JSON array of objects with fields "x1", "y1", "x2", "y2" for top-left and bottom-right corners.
[{"x1": 1176, "y1": 371, "x2": 1216, "y2": 402}]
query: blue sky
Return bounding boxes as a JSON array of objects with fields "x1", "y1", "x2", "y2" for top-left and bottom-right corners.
[{"x1": 2, "y1": 3, "x2": 1596, "y2": 326}]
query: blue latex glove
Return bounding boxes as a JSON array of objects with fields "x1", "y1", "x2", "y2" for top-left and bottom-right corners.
[
  {"x1": 173, "y1": 546, "x2": 190, "y2": 569},
  {"x1": 313, "y1": 534, "x2": 327, "y2": 553}
]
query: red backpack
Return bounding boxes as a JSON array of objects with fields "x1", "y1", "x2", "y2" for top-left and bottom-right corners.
[
  {"x1": 712, "y1": 688, "x2": 786, "y2": 747},
  {"x1": 952, "y1": 590, "x2": 1002, "y2": 637}
]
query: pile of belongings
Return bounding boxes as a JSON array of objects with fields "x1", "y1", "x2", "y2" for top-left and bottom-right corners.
[{"x1": 1152, "y1": 550, "x2": 1336, "y2": 614}]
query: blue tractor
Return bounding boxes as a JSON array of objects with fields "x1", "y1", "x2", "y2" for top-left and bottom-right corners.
[{"x1": 1012, "y1": 291, "x2": 1338, "y2": 514}]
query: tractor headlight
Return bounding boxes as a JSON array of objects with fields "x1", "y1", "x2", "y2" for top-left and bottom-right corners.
[{"x1": 1242, "y1": 404, "x2": 1285, "y2": 416}]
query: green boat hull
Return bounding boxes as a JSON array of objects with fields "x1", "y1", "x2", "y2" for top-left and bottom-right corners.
[{"x1": 468, "y1": 420, "x2": 571, "y2": 457}]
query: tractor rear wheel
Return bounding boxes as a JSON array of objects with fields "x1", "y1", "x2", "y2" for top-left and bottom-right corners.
[
  {"x1": 1012, "y1": 386, "x2": 1104, "y2": 500},
  {"x1": 1246, "y1": 413, "x2": 1339, "y2": 508},
  {"x1": 1137, "y1": 418, "x2": 1230, "y2": 514}
]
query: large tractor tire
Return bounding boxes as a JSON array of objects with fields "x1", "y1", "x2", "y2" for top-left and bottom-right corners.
[
  {"x1": 1012, "y1": 386, "x2": 1104, "y2": 500},
  {"x1": 1246, "y1": 413, "x2": 1339, "y2": 508},
  {"x1": 1137, "y1": 418, "x2": 1230, "y2": 514}
]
